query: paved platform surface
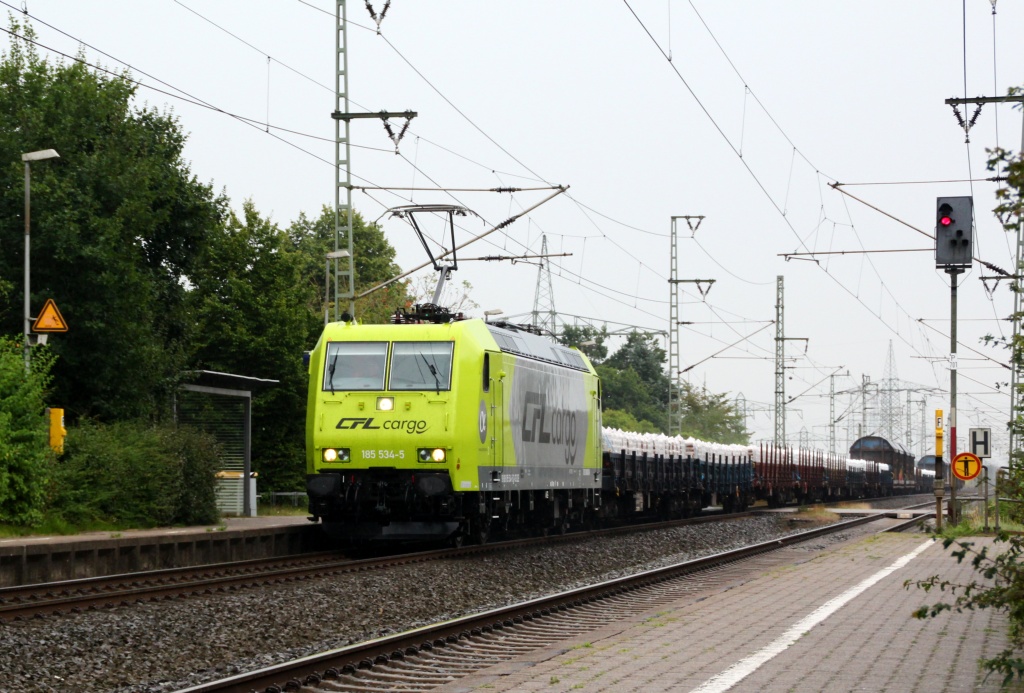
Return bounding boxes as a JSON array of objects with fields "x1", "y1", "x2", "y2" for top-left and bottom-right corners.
[
  {"x1": 447, "y1": 531, "x2": 1017, "y2": 693},
  {"x1": 0, "y1": 514, "x2": 311, "y2": 549}
]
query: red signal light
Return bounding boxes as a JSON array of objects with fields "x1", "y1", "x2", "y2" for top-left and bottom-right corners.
[{"x1": 939, "y1": 215, "x2": 953, "y2": 227}]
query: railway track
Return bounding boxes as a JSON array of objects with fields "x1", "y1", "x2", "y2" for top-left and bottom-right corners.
[
  {"x1": 0, "y1": 497, "x2": 934, "y2": 624},
  {"x1": 174, "y1": 510, "x2": 926, "y2": 693},
  {"x1": 0, "y1": 510, "x2": 752, "y2": 622}
]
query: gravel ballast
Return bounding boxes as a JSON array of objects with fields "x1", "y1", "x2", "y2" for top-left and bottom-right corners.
[{"x1": 0, "y1": 513, "x2": 877, "y2": 692}]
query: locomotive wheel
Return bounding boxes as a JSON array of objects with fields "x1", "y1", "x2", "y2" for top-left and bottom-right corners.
[
  {"x1": 557, "y1": 517, "x2": 569, "y2": 535},
  {"x1": 474, "y1": 517, "x2": 490, "y2": 545}
]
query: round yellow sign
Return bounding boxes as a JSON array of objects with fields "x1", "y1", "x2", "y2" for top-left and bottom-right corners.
[{"x1": 951, "y1": 452, "x2": 982, "y2": 481}]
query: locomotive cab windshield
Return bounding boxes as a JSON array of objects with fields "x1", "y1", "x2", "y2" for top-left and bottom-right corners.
[
  {"x1": 323, "y1": 341, "x2": 386, "y2": 391},
  {"x1": 389, "y1": 342, "x2": 453, "y2": 391},
  {"x1": 322, "y1": 340, "x2": 454, "y2": 392}
]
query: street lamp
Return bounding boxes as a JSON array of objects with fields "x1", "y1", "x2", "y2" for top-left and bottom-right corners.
[
  {"x1": 21, "y1": 149, "x2": 60, "y2": 372},
  {"x1": 325, "y1": 249, "x2": 350, "y2": 324}
]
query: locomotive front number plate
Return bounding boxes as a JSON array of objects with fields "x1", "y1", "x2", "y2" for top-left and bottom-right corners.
[{"x1": 361, "y1": 449, "x2": 406, "y2": 460}]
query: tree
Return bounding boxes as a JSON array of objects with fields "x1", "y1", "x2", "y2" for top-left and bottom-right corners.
[
  {"x1": 558, "y1": 324, "x2": 609, "y2": 363},
  {"x1": 189, "y1": 202, "x2": 317, "y2": 491},
  {"x1": 677, "y1": 382, "x2": 749, "y2": 444},
  {"x1": 186, "y1": 203, "x2": 413, "y2": 491},
  {"x1": 0, "y1": 337, "x2": 54, "y2": 526},
  {"x1": 605, "y1": 331, "x2": 669, "y2": 388},
  {"x1": 288, "y1": 206, "x2": 412, "y2": 326},
  {"x1": 597, "y1": 331, "x2": 748, "y2": 441},
  {"x1": 409, "y1": 275, "x2": 479, "y2": 317},
  {"x1": 600, "y1": 331, "x2": 670, "y2": 432},
  {"x1": 0, "y1": 22, "x2": 225, "y2": 422},
  {"x1": 602, "y1": 408, "x2": 660, "y2": 434},
  {"x1": 597, "y1": 363, "x2": 667, "y2": 432}
]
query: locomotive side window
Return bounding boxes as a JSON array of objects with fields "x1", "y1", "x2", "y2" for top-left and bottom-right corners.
[
  {"x1": 482, "y1": 353, "x2": 490, "y2": 392},
  {"x1": 323, "y1": 342, "x2": 387, "y2": 391},
  {"x1": 390, "y1": 342, "x2": 454, "y2": 391}
]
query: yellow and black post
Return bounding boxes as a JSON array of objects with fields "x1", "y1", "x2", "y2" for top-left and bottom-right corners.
[{"x1": 46, "y1": 407, "x2": 65, "y2": 455}]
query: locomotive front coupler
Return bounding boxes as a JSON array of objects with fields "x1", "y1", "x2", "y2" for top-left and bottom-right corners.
[{"x1": 374, "y1": 481, "x2": 390, "y2": 515}]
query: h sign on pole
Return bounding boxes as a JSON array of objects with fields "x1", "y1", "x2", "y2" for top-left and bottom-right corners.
[{"x1": 969, "y1": 427, "x2": 991, "y2": 459}]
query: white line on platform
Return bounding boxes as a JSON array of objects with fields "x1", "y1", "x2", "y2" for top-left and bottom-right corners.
[{"x1": 688, "y1": 539, "x2": 934, "y2": 693}]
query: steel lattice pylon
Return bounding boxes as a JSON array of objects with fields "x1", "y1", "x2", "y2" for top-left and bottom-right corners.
[
  {"x1": 775, "y1": 276, "x2": 786, "y2": 447},
  {"x1": 333, "y1": 0, "x2": 355, "y2": 320},
  {"x1": 669, "y1": 221, "x2": 681, "y2": 436},
  {"x1": 667, "y1": 216, "x2": 706, "y2": 436},
  {"x1": 531, "y1": 235, "x2": 558, "y2": 334},
  {"x1": 880, "y1": 341, "x2": 904, "y2": 447}
]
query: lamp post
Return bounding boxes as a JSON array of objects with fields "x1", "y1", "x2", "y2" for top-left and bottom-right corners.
[
  {"x1": 325, "y1": 249, "x2": 350, "y2": 324},
  {"x1": 21, "y1": 149, "x2": 60, "y2": 373}
]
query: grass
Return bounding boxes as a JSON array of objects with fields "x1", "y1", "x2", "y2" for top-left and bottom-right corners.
[
  {"x1": 255, "y1": 502, "x2": 310, "y2": 517},
  {"x1": 939, "y1": 501, "x2": 1024, "y2": 539},
  {"x1": 0, "y1": 516, "x2": 123, "y2": 538},
  {"x1": 790, "y1": 505, "x2": 841, "y2": 525}
]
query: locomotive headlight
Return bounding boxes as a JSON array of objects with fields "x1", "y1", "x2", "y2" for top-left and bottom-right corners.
[
  {"x1": 322, "y1": 448, "x2": 350, "y2": 463},
  {"x1": 376, "y1": 396, "x2": 395, "y2": 412},
  {"x1": 418, "y1": 447, "x2": 446, "y2": 463}
]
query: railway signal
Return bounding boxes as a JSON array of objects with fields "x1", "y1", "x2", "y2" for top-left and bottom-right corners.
[
  {"x1": 935, "y1": 195, "x2": 973, "y2": 524},
  {"x1": 935, "y1": 196, "x2": 973, "y2": 268}
]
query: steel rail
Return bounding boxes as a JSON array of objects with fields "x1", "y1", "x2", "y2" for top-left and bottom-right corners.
[
  {"x1": 174, "y1": 513, "x2": 887, "y2": 693},
  {"x1": 2, "y1": 496, "x2": 932, "y2": 622},
  {"x1": 0, "y1": 511, "x2": 751, "y2": 621}
]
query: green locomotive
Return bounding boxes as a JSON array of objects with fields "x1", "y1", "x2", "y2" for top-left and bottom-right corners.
[{"x1": 305, "y1": 317, "x2": 603, "y2": 544}]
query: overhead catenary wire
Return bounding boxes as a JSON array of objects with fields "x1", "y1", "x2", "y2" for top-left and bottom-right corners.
[
  {"x1": 357, "y1": 187, "x2": 569, "y2": 298},
  {"x1": 3, "y1": 15, "x2": 696, "y2": 323},
  {"x1": 352, "y1": 185, "x2": 563, "y2": 193},
  {"x1": 18, "y1": 2, "x2": 1015, "y2": 438},
  {"x1": 5, "y1": 9, "x2": 666, "y2": 316},
  {"x1": 280, "y1": 4, "x2": 691, "y2": 312},
  {"x1": 680, "y1": 322, "x2": 775, "y2": 373},
  {"x1": 624, "y1": 0, "x2": 1013, "y2": 404}
]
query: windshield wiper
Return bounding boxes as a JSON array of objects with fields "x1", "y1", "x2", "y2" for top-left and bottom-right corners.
[
  {"x1": 328, "y1": 352, "x2": 339, "y2": 394},
  {"x1": 420, "y1": 353, "x2": 441, "y2": 395}
]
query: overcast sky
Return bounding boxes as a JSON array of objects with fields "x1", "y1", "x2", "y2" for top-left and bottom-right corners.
[{"x1": 12, "y1": 1, "x2": 1024, "y2": 458}]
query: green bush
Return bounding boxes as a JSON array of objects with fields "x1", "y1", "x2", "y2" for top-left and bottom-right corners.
[
  {"x1": 52, "y1": 420, "x2": 220, "y2": 528},
  {"x1": 171, "y1": 426, "x2": 222, "y2": 526},
  {"x1": 908, "y1": 534, "x2": 1024, "y2": 686},
  {"x1": 0, "y1": 336, "x2": 55, "y2": 526}
]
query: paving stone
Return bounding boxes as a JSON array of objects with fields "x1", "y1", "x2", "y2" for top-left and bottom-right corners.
[{"x1": 447, "y1": 532, "x2": 1015, "y2": 693}]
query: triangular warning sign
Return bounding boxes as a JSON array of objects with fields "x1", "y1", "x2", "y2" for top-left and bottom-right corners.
[{"x1": 33, "y1": 298, "x2": 68, "y2": 333}]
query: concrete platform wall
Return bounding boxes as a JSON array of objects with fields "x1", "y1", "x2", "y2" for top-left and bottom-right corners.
[{"x1": 0, "y1": 524, "x2": 325, "y2": 586}]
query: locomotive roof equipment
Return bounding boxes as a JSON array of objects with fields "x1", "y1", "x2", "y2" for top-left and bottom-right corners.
[{"x1": 386, "y1": 204, "x2": 481, "y2": 317}]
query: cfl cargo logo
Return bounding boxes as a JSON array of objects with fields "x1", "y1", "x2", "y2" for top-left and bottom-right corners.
[
  {"x1": 336, "y1": 418, "x2": 429, "y2": 434},
  {"x1": 521, "y1": 392, "x2": 578, "y2": 465}
]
